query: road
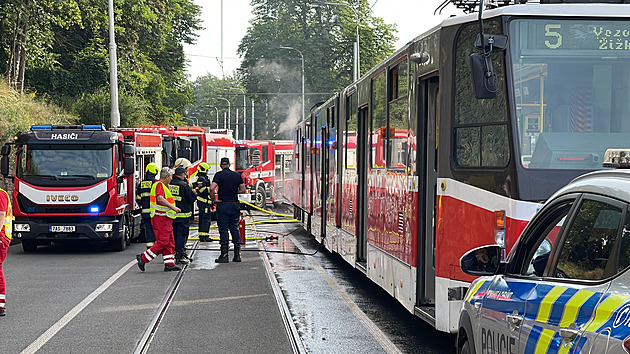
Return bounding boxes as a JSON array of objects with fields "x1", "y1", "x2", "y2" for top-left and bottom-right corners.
[{"x1": 0, "y1": 209, "x2": 455, "y2": 353}]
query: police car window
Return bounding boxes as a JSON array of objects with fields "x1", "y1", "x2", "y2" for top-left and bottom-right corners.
[
  {"x1": 553, "y1": 200, "x2": 623, "y2": 281},
  {"x1": 524, "y1": 212, "x2": 567, "y2": 277}
]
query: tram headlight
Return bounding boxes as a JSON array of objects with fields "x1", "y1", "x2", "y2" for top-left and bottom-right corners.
[
  {"x1": 95, "y1": 223, "x2": 113, "y2": 232},
  {"x1": 14, "y1": 223, "x2": 30, "y2": 232}
]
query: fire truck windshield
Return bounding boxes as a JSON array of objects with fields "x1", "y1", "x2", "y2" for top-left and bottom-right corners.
[
  {"x1": 235, "y1": 147, "x2": 249, "y2": 171},
  {"x1": 509, "y1": 18, "x2": 630, "y2": 170},
  {"x1": 17, "y1": 144, "x2": 114, "y2": 180}
]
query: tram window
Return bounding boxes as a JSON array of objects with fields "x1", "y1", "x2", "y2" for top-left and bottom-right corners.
[
  {"x1": 372, "y1": 72, "x2": 387, "y2": 169},
  {"x1": 454, "y1": 20, "x2": 509, "y2": 168},
  {"x1": 509, "y1": 19, "x2": 630, "y2": 169},
  {"x1": 345, "y1": 92, "x2": 357, "y2": 170},
  {"x1": 388, "y1": 58, "x2": 409, "y2": 170}
]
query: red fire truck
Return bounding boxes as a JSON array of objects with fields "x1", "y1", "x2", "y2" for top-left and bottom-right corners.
[
  {"x1": 235, "y1": 140, "x2": 293, "y2": 208},
  {"x1": 0, "y1": 124, "x2": 163, "y2": 252}
]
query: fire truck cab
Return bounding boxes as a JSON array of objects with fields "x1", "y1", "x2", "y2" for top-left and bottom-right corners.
[{"x1": 0, "y1": 125, "x2": 159, "y2": 252}]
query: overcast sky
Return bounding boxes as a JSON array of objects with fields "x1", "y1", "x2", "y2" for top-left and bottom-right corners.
[{"x1": 183, "y1": 0, "x2": 464, "y2": 80}]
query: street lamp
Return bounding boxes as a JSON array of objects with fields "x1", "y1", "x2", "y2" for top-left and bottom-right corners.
[
  {"x1": 311, "y1": 1, "x2": 360, "y2": 82},
  {"x1": 213, "y1": 97, "x2": 230, "y2": 130},
  {"x1": 202, "y1": 105, "x2": 220, "y2": 129},
  {"x1": 270, "y1": 45, "x2": 305, "y2": 121},
  {"x1": 225, "y1": 87, "x2": 246, "y2": 140}
]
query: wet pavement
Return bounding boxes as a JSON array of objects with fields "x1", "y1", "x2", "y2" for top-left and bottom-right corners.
[{"x1": 253, "y1": 208, "x2": 456, "y2": 354}]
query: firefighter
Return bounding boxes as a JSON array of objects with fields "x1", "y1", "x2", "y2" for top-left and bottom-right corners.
[
  {"x1": 0, "y1": 187, "x2": 12, "y2": 316},
  {"x1": 195, "y1": 162, "x2": 212, "y2": 242},
  {"x1": 170, "y1": 166, "x2": 195, "y2": 264},
  {"x1": 210, "y1": 157, "x2": 246, "y2": 263},
  {"x1": 136, "y1": 167, "x2": 181, "y2": 272},
  {"x1": 137, "y1": 162, "x2": 159, "y2": 248}
]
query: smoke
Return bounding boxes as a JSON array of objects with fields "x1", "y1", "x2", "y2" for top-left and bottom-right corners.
[{"x1": 251, "y1": 58, "x2": 306, "y2": 139}]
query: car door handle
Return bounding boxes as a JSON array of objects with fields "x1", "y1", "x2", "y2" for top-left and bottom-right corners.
[
  {"x1": 506, "y1": 313, "x2": 523, "y2": 326},
  {"x1": 560, "y1": 328, "x2": 579, "y2": 342}
]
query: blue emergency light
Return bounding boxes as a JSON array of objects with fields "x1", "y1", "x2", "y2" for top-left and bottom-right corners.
[
  {"x1": 83, "y1": 125, "x2": 105, "y2": 131},
  {"x1": 89, "y1": 206, "x2": 100, "y2": 213},
  {"x1": 31, "y1": 125, "x2": 52, "y2": 131},
  {"x1": 235, "y1": 140, "x2": 243, "y2": 144}
]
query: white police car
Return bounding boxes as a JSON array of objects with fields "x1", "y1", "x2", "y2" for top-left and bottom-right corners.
[{"x1": 457, "y1": 149, "x2": 630, "y2": 354}]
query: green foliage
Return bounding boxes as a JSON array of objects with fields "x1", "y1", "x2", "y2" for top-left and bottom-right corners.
[
  {"x1": 235, "y1": 0, "x2": 397, "y2": 139},
  {"x1": 0, "y1": 81, "x2": 77, "y2": 144},
  {"x1": 2, "y1": 0, "x2": 202, "y2": 127},
  {"x1": 73, "y1": 87, "x2": 152, "y2": 128}
]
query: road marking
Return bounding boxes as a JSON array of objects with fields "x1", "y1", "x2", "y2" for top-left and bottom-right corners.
[
  {"x1": 100, "y1": 293, "x2": 269, "y2": 312},
  {"x1": 21, "y1": 260, "x2": 135, "y2": 354},
  {"x1": 288, "y1": 234, "x2": 403, "y2": 354}
]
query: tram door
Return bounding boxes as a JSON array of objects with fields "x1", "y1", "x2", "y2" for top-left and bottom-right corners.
[
  {"x1": 356, "y1": 106, "x2": 369, "y2": 263},
  {"x1": 417, "y1": 76, "x2": 439, "y2": 305},
  {"x1": 320, "y1": 124, "x2": 329, "y2": 239}
]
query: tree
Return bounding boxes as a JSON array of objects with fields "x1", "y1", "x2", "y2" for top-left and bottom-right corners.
[
  {"x1": 236, "y1": 0, "x2": 397, "y2": 139},
  {"x1": 1, "y1": 0, "x2": 202, "y2": 126}
]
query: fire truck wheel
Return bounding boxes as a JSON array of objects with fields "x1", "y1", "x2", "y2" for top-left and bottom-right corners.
[
  {"x1": 22, "y1": 241, "x2": 37, "y2": 252},
  {"x1": 254, "y1": 184, "x2": 266, "y2": 209},
  {"x1": 110, "y1": 216, "x2": 130, "y2": 252}
]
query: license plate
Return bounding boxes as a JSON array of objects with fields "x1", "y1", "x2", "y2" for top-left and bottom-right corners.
[{"x1": 49, "y1": 225, "x2": 75, "y2": 233}]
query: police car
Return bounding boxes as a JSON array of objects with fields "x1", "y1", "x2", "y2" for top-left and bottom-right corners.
[{"x1": 457, "y1": 149, "x2": 630, "y2": 354}]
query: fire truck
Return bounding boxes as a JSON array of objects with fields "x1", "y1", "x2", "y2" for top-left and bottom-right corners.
[
  {"x1": 235, "y1": 140, "x2": 293, "y2": 208},
  {"x1": 0, "y1": 124, "x2": 163, "y2": 252},
  {"x1": 137, "y1": 126, "x2": 235, "y2": 182}
]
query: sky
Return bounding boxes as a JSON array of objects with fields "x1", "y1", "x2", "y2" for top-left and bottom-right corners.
[{"x1": 183, "y1": 0, "x2": 464, "y2": 80}]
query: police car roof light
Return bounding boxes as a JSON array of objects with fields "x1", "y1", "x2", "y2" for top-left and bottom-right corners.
[
  {"x1": 83, "y1": 125, "x2": 105, "y2": 131},
  {"x1": 31, "y1": 125, "x2": 52, "y2": 131},
  {"x1": 603, "y1": 149, "x2": 630, "y2": 168}
]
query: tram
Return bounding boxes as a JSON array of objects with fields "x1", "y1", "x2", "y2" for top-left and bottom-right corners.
[{"x1": 292, "y1": 0, "x2": 630, "y2": 333}]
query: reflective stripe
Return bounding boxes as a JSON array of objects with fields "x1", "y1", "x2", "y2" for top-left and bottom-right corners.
[
  {"x1": 536, "y1": 286, "x2": 566, "y2": 324},
  {"x1": 0, "y1": 189, "x2": 12, "y2": 239},
  {"x1": 175, "y1": 212, "x2": 192, "y2": 219},
  {"x1": 199, "y1": 231, "x2": 210, "y2": 236},
  {"x1": 0, "y1": 294, "x2": 5, "y2": 299},
  {"x1": 559, "y1": 290, "x2": 594, "y2": 327},
  {"x1": 465, "y1": 280, "x2": 485, "y2": 302},
  {"x1": 584, "y1": 294, "x2": 628, "y2": 332},
  {"x1": 150, "y1": 181, "x2": 176, "y2": 219},
  {"x1": 197, "y1": 196, "x2": 210, "y2": 204},
  {"x1": 534, "y1": 328, "x2": 555, "y2": 353}
]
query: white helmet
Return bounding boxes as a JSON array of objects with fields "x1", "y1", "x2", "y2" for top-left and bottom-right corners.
[{"x1": 174, "y1": 157, "x2": 191, "y2": 169}]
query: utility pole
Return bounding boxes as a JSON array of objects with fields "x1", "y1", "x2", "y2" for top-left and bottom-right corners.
[
  {"x1": 251, "y1": 100, "x2": 255, "y2": 140},
  {"x1": 108, "y1": 0, "x2": 120, "y2": 127}
]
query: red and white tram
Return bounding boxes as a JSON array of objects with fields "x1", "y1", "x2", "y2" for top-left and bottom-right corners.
[{"x1": 292, "y1": 0, "x2": 630, "y2": 333}]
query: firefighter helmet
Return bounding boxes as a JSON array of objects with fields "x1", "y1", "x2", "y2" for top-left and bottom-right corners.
[
  {"x1": 145, "y1": 162, "x2": 159, "y2": 174},
  {"x1": 198, "y1": 162, "x2": 210, "y2": 174},
  {"x1": 174, "y1": 157, "x2": 191, "y2": 169}
]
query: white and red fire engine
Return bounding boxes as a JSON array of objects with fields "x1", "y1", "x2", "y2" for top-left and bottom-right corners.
[
  {"x1": 0, "y1": 125, "x2": 163, "y2": 252},
  {"x1": 235, "y1": 140, "x2": 293, "y2": 208}
]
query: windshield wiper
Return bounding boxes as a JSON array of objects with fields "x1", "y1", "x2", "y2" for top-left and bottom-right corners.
[
  {"x1": 59, "y1": 174, "x2": 96, "y2": 179},
  {"x1": 28, "y1": 174, "x2": 59, "y2": 180}
]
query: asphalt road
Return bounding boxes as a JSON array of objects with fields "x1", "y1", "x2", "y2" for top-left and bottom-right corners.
[{"x1": 0, "y1": 213, "x2": 455, "y2": 353}]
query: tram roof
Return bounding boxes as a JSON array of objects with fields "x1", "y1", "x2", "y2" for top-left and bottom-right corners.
[{"x1": 442, "y1": 3, "x2": 630, "y2": 28}]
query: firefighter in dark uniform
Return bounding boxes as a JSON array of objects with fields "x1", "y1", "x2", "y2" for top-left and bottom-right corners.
[
  {"x1": 170, "y1": 166, "x2": 195, "y2": 264},
  {"x1": 195, "y1": 162, "x2": 212, "y2": 242},
  {"x1": 210, "y1": 157, "x2": 245, "y2": 263},
  {"x1": 137, "y1": 163, "x2": 159, "y2": 248}
]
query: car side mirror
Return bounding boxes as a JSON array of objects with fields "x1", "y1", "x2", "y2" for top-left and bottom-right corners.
[{"x1": 460, "y1": 245, "x2": 503, "y2": 276}]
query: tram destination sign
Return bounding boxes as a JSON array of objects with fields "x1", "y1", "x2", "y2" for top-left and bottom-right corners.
[{"x1": 520, "y1": 20, "x2": 630, "y2": 56}]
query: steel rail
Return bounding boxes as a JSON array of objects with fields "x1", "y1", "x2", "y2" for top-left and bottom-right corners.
[{"x1": 133, "y1": 242, "x2": 198, "y2": 354}]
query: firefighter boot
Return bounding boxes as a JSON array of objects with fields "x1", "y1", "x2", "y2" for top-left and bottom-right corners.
[
  {"x1": 136, "y1": 254, "x2": 145, "y2": 272},
  {"x1": 175, "y1": 251, "x2": 190, "y2": 265},
  {"x1": 233, "y1": 244, "x2": 241, "y2": 262},
  {"x1": 164, "y1": 264, "x2": 182, "y2": 271},
  {"x1": 215, "y1": 244, "x2": 229, "y2": 263}
]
